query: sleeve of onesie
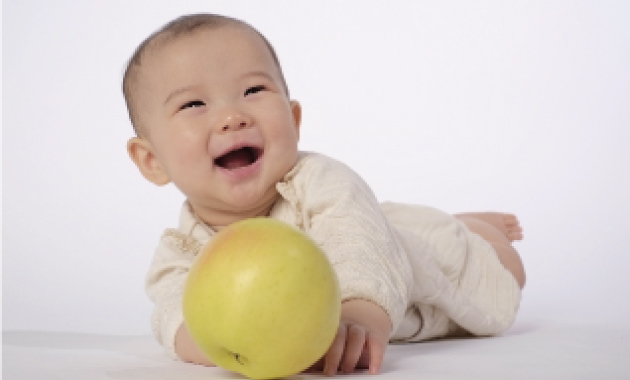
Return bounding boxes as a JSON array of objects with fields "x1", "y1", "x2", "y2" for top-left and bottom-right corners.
[
  {"x1": 279, "y1": 154, "x2": 413, "y2": 333},
  {"x1": 145, "y1": 229, "x2": 201, "y2": 360}
]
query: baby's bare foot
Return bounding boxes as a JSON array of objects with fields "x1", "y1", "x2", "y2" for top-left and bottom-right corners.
[{"x1": 455, "y1": 212, "x2": 523, "y2": 242}]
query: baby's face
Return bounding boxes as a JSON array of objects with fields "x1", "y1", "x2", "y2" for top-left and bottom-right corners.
[{"x1": 133, "y1": 26, "x2": 301, "y2": 223}]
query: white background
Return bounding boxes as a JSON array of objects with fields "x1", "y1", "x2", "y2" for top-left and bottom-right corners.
[{"x1": 4, "y1": 1, "x2": 630, "y2": 335}]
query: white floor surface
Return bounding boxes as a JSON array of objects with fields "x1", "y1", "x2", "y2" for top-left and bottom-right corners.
[{"x1": 4, "y1": 317, "x2": 629, "y2": 380}]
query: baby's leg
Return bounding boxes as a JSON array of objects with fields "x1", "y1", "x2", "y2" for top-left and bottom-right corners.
[{"x1": 455, "y1": 213, "x2": 526, "y2": 288}]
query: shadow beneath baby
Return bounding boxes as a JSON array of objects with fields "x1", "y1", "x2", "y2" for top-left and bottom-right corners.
[{"x1": 3, "y1": 324, "x2": 545, "y2": 379}]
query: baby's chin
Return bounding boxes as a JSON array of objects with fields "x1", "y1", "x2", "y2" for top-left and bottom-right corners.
[{"x1": 221, "y1": 187, "x2": 282, "y2": 219}]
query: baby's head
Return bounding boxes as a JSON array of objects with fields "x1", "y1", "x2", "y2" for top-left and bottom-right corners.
[
  {"x1": 124, "y1": 14, "x2": 302, "y2": 228},
  {"x1": 123, "y1": 14, "x2": 290, "y2": 135}
]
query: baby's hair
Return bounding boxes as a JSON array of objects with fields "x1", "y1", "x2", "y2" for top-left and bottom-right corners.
[{"x1": 122, "y1": 13, "x2": 290, "y2": 136}]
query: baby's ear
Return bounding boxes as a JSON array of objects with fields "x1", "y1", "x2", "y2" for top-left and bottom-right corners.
[
  {"x1": 290, "y1": 100, "x2": 302, "y2": 137},
  {"x1": 127, "y1": 137, "x2": 170, "y2": 186}
]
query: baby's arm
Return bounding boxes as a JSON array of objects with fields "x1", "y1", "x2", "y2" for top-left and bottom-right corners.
[
  {"x1": 286, "y1": 154, "x2": 414, "y2": 375},
  {"x1": 146, "y1": 226, "x2": 213, "y2": 364}
]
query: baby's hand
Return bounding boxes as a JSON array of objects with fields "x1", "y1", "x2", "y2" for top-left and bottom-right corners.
[{"x1": 310, "y1": 299, "x2": 392, "y2": 376}]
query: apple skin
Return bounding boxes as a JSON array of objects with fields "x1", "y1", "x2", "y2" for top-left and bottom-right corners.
[{"x1": 183, "y1": 218, "x2": 341, "y2": 380}]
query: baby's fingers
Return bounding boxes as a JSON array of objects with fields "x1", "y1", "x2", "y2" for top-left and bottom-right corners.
[
  {"x1": 340, "y1": 324, "x2": 367, "y2": 373},
  {"x1": 323, "y1": 324, "x2": 347, "y2": 376},
  {"x1": 367, "y1": 332, "x2": 387, "y2": 375}
]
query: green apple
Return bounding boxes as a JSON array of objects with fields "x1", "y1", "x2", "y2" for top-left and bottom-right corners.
[{"x1": 183, "y1": 218, "x2": 341, "y2": 379}]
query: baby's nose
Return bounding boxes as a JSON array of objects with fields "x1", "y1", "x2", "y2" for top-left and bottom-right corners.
[{"x1": 220, "y1": 112, "x2": 251, "y2": 132}]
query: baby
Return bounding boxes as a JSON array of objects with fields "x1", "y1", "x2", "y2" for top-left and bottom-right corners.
[{"x1": 123, "y1": 13, "x2": 525, "y2": 376}]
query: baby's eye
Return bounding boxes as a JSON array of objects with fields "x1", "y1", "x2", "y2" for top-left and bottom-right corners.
[
  {"x1": 244, "y1": 85, "x2": 266, "y2": 96},
  {"x1": 180, "y1": 100, "x2": 206, "y2": 110}
]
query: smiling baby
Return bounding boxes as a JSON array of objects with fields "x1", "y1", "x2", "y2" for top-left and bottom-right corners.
[{"x1": 124, "y1": 13, "x2": 525, "y2": 376}]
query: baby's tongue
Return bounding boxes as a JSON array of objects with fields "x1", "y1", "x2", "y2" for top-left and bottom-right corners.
[{"x1": 217, "y1": 149, "x2": 253, "y2": 170}]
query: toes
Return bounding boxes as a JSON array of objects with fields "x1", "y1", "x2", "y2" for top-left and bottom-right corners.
[
  {"x1": 507, "y1": 226, "x2": 524, "y2": 241},
  {"x1": 458, "y1": 212, "x2": 524, "y2": 242},
  {"x1": 501, "y1": 214, "x2": 523, "y2": 241},
  {"x1": 502, "y1": 213, "x2": 519, "y2": 226},
  {"x1": 508, "y1": 232, "x2": 524, "y2": 241}
]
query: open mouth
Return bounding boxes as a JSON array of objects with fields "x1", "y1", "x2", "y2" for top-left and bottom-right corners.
[{"x1": 214, "y1": 146, "x2": 263, "y2": 170}]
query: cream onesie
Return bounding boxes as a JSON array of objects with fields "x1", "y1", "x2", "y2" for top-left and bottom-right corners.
[{"x1": 146, "y1": 152, "x2": 522, "y2": 358}]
